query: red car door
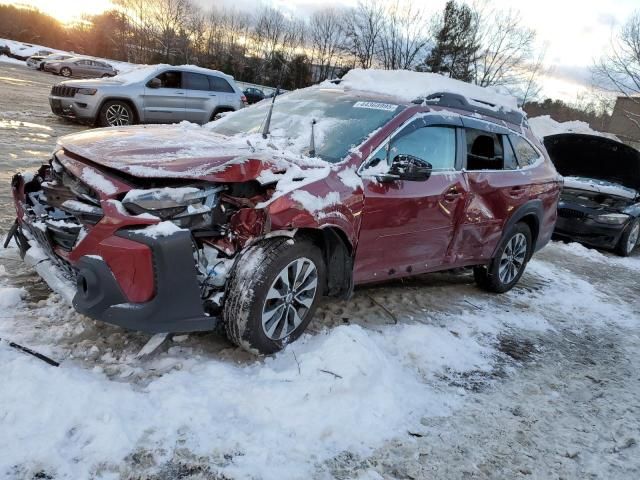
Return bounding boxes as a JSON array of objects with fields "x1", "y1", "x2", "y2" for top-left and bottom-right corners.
[
  {"x1": 453, "y1": 119, "x2": 534, "y2": 262},
  {"x1": 354, "y1": 116, "x2": 468, "y2": 283}
]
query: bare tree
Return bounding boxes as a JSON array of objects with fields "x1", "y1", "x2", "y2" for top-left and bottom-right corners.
[
  {"x1": 471, "y1": 3, "x2": 537, "y2": 90},
  {"x1": 309, "y1": 8, "x2": 345, "y2": 81},
  {"x1": 593, "y1": 10, "x2": 640, "y2": 134},
  {"x1": 377, "y1": 0, "x2": 430, "y2": 70},
  {"x1": 342, "y1": 0, "x2": 385, "y2": 69}
]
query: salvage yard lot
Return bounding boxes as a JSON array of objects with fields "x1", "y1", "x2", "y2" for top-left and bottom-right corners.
[{"x1": 0, "y1": 61, "x2": 639, "y2": 480}]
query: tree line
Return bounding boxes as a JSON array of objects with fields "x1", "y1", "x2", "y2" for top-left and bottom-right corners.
[{"x1": 0, "y1": 0, "x2": 544, "y2": 98}]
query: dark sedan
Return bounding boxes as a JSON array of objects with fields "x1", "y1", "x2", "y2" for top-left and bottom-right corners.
[
  {"x1": 243, "y1": 87, "x2": 265, "y2": 104},
  {"x1": 545, "y1": 133, "x2": 640, "y2": 256}
]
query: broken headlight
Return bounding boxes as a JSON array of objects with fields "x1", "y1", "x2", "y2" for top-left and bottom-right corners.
[
  {"x1": 122, "y1": 186, "x2": 224, "y2": 228},
  {"x1": 594, "y1": 213, "x2": 630, "y2": 225}
]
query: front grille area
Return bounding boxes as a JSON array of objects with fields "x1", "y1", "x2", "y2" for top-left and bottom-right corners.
[
  {"x1": 558, "y1": 208, "x2": 586, "y2": 219},
  {"x1": 51, "y1": 85, "x2": 78, "y2": 97}
]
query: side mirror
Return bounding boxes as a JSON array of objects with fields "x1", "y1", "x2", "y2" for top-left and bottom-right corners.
[
  {"x1": 379, "y1": 154, "x2": 432, "y2": 182},
  {"x1": 147, "y1": 78, "x2": 162, "y2": 89}
]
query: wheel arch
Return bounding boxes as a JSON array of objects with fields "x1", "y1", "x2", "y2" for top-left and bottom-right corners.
[
  {"x1": 294, "y1": 226, "x2": 354, "y2": 300},
  {"x1": 498, "y1": 200, "x2": 543, "y2": 259},
  {"x1": 96, "y1": 97, "x2": 140, "y2": 125}
]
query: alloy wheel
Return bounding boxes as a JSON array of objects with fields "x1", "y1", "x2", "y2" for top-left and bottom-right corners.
[
  {"x1": 261, "y1": 257, "x2": 318, "y2": 340},
  {"x1": 627, "y1": 223, "x2": 639, "y2": 254},
  {"x1": 498, "y1": 233, "x2": 527, "y2": 284},
  {"x1": 105, "y1": 104, "x2": 131, "y2": 126},
  {"x1": 61, "y1": 68, "x2": 71, "y2": 77}
]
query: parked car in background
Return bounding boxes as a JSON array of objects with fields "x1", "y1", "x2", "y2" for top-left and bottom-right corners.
[
  {"x1": 243, "y1": 87, "x2": 265, "y2": 104},
  {"x1": 11, "y1": 47, "x2": 53, "y2": 61},
  {"x1": 45, "y1": 57, "x2": 117, "y2": 78},
  {"x1": 48, "y1": 64, "x2": 246, "y2": 127},
  {"x1": 11, "y1": 71, "x2": 561, "y2": 354},
  {"x1": 28, "y1": 53, "x2": 72, "y2": 70},
  {"x1": 545, "y1": 133, "x2": 640, "y2": 256}
]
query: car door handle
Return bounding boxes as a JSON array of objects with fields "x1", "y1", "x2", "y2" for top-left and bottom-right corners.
[
  {"x1": 444, "y1": 187, "x2": 463, "y2": 201},
  {"x1": 175, "y1": 91, "x2": 185, "y2": 95},
  {"x1": 208, "y1": 93, "x2": 217, "y2": 97}
]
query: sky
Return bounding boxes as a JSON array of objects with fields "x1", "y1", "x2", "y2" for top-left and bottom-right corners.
[{"x1": 3, "y1": 0, "x2": 639, "y2": 102}]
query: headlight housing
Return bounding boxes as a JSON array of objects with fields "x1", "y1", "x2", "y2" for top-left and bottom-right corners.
[
  {"x1": 77, "y1": 88, "x2": 97, "y2": 95},
  {"x1": 123, "y1": 186, "x2": 224, "y2": 228},
  {"x1": 594, "y1": 213, "x2": 630, "y2": 225}
]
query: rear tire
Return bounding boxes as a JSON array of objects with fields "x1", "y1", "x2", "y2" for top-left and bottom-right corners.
[
  {"x1": 223, "y1": 238, "x2": 325, "y2": 355},
  {"x1": 60, "y1": 67, "x2": 72, "y2": 77},
  {"x1": 615, "y1": 219, "x2": 639, "y2": 257},
  {"x1": 98, "y1": 100, "x2": 135, "y2": 127},
  {"x1": 474, "y1": 222, "x2": 532, "y2": 293}
]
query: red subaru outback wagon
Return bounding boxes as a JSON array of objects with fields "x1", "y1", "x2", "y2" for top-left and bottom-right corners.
[{"x1": 9, "y1": 70, "x2": 561, "y2": 354}]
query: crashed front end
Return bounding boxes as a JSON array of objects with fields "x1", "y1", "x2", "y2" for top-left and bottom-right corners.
[{"x1": 9, "y1": 150, "x2": 271, "y2": 333}]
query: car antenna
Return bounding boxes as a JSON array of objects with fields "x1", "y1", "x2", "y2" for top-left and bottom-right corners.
[
  {"x1": 309, "y1": 119, "x2": 317, "y2": 157},
  {"x1": 261, "y1": 86, "x2": 280, "y2": 139}
]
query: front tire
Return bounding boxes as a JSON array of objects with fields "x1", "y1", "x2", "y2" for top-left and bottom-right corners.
[
  {"x1": 223, "y1": 238, "x2": 325, "y2": 355},
  {"x1": 98, "y1": 100, "x2": 135, "y2": 127},
  {"x1": 615, "y1": 219, "x2": 639, "y2": 257},
  {"x1": 474, "y1": 222, "x2": 532, "y2": 293},
  {"x1": 60, "y1": 67, "x2": 72, "y2": 77}
]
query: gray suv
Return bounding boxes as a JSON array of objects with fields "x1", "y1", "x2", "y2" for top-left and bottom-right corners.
[{"x1": 48, "y1": 65, "x2": 247, "y2": 127}]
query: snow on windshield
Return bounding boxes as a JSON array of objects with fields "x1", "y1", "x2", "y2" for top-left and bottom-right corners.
[
  {"x1": 208, "y1": 88, "x2": 403, "y2": 163},
  {"x1": 337, "y1": 69, "x2": 520, "y2": 112}
]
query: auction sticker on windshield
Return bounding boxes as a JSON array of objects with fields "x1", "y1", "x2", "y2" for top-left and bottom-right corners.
[{"x1": 353, "y1": 101, "x2": 398, "y2": 111}]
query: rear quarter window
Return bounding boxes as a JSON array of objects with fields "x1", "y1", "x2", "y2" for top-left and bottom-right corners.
[
  {"x1": 209, "y1": 76, "x2": 235, "y2": 93},
  {"x1": 510, "y1": 135, "x2": 540, "y2": 167}
]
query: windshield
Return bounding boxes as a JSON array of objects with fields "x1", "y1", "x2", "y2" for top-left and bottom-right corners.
[{"x1": 209, "y1": 88, "x2": 404, "y2": 163}]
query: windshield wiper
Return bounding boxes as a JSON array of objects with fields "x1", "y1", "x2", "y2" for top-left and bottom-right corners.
[{"x1": 261, "y1": 87, "x2": 280, "y2": 139}]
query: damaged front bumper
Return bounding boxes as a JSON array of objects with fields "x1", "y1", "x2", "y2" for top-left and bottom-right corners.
[
  {"x1": 9, "y1": 220, "x2": 217, "y2": 334},
  {"x1": 554, "y1": 213, "x2": 625, "y2": 249}
]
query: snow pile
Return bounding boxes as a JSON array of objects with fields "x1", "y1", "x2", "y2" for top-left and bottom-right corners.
[
  {"x1": 0, "y1": 287, "x2": 24, "y2": 308},
  {"x1": 0, "y1": 54, "x2": 25, "y2": 66},
  {"x1": 529, "y1": 115, "x2": 619, "y2": 141},
  {"x1": 0, "y1": 321, "x2": 491, "y2": 479},
  {"x1": 338, "y1": 69, "x2": 520, "y2": 111}
]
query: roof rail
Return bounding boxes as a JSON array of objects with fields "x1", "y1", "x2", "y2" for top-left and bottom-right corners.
[{"x1": 415, "y1": 92, "x2": 526, "y2": 126}]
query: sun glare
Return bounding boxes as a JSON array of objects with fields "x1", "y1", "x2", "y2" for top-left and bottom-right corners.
[{"x1": 2, "y1": 0, "x2": 114, "y2": 24}]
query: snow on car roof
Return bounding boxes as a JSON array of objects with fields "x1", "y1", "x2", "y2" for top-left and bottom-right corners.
[
  {"x1": 336, "y1": 69, "x2": 520, "y2": 112},
  {"x1": 111, "y1": 64, "x2": 234, "y2": 85}
]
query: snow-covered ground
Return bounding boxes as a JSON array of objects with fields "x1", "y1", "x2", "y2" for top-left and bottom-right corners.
[
  {"x1": 0, "y1": 37, "x2": 139, "y2": 74},
  {"x1": 1, "y1": 62, "x2": 639, "y2": 480}
]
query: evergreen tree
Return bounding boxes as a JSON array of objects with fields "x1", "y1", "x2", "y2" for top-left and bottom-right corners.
[{"x1": 424, "y1": 0, "x2": 479, "y2": 82}]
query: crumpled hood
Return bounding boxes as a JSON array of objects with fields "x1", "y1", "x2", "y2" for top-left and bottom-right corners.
[
  {"x1": 544, "y1": 133, "x2": 640, "y2": 193},
  {"x1": 56, "y1": 124, "x2": 315, "y2": 183}
]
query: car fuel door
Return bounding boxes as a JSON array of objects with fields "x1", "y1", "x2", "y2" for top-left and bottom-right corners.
[{"x1": 354, "y1": 114, "x2": 469, "y2": 283}]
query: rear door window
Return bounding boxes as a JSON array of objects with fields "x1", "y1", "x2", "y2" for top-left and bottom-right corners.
[
  {"x1": 509, "y1": 135, "x2": 540, "y2": 167},
  {"x1": 465, "y1": 128, "x2": 504, "y2": 170},
  {"x1": 209, "y1": 76, "x2": 235, "y2": 93},
  {"x1": 184, "y1": 72, "x2": 210, "y2": 91}
]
